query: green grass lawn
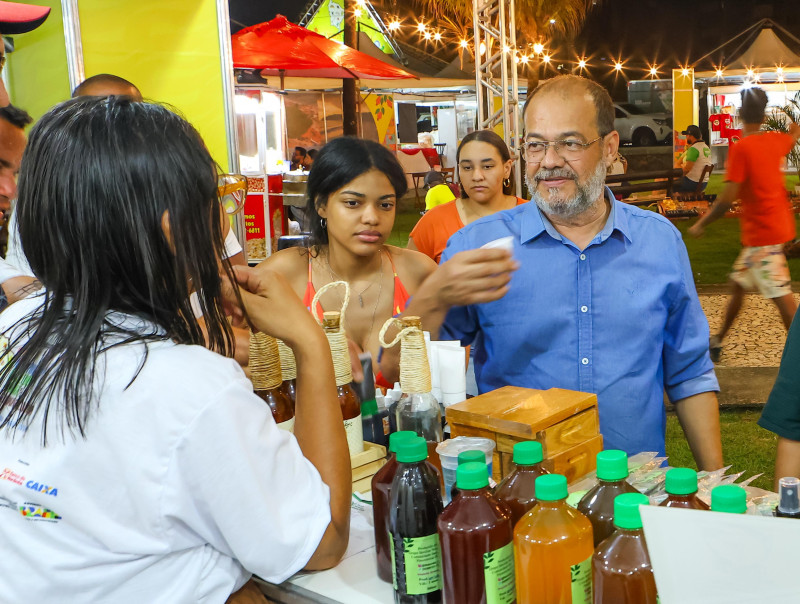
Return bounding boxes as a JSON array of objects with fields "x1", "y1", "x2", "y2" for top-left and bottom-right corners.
[{"x1": 666, "y1": 409, "x2": 776, "y2": 491}]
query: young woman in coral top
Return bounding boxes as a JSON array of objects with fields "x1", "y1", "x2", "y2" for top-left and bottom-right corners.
[
  {"x1": 408, "y1": 130, "x2": 527, "y2": 263},
  {"x1": 261, "y1": 137, "x2": 439, "y2": 374}
]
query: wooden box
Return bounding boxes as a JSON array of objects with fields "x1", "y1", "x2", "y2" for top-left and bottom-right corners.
[
  {"x1": 350, "y1": 441, "x2": 387, "y2": 494},
  {"x1": 446, "y1": 386, "x2": 602, "y2": 484}
]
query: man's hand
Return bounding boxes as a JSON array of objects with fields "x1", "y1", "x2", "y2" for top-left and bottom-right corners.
[
  {"x1": 425, "y1": 247, "x2": 518, "y2": 310},
  {"x1": 687, "y1": 222, "x2": 705, "y2": 239}
]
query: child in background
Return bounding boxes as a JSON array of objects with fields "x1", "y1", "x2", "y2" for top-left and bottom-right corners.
[{"x1": 424, "y1": 170, "x2": 456, "y2": 211}]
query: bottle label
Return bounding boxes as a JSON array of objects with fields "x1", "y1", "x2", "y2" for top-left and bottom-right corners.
[
  {"x1": 382, "y1": 416, "x2": 391, "y2": 436},
  {"x1": 570, "y1": 555, "x2": 593, "y2": 604},
  {"x1": 483, "y1": 541, "x2": 515, "y2": 604},
  {"x1": 276, "y1": 416, "x2": 295, "y2": 433},
  {"x1": 344, "y1": 416, "x2": 364, "y2": 456},
  {"x1": 402, "y1": 533, "x2": 442, "y2": 595}
]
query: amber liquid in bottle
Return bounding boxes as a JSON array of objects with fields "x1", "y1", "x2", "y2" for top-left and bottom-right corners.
[
  {"x1": 323, "y1": 311, "x2": 364, "y2": 456},
  {"x1": 373, "y1": 453, "x2": 401, "y2": 583},
  {"x1": 250, "y1": 331, "x2": 295, "y2": 431},
  {"x1": 577, "y1": 479, "x2": 640, "y2": 547},
  {"x1": 660, "y1": 492, "x2": 710, "y2": 510},
  {"x1": 494, "y1": 461, "x2": 549, "y2": 525},
  {"x1": 438, "y1": 484, "x2": 515, "y2": 604},
  {"x1": 592, "y1": 528, "x2": 658, "y2": 604},
  {"x1": 514, "y1": 475, "x2": 594, "y2": 604}
]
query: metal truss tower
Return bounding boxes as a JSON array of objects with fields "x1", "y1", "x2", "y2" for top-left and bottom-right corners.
[{"x1": 472, "y1": 0, "x2": 522, "y2": 193}]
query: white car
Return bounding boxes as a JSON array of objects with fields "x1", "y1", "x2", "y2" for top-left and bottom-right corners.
[{"x1": 614, "y1": 103, "x2": 672, "y2": 146}]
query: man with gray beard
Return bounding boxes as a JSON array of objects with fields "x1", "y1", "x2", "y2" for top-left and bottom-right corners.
[{"x1": 385, "y1": 75, "x2": 722, "y2": 468}]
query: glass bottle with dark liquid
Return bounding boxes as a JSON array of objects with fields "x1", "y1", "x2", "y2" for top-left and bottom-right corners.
[
  {"x1": 322, "y1": 311, "x2": 364, "y2": 456},
  {"x1": 514, "y1": 474, "x2": 594, "y2": 604},
  {"x1": 277, "y1": 338, "x2": 297, "y2": 410},
  {"x1": 389, "y1": 436, "x2": 444, "y2": 603},
  {"x1": 660, "y1": 467, "x2": 709, "y2": 510},
  {"x1": 372, "y1": 431, "x2": 418, "y2": 583},
  {"x1": 438, "y1": 461, "x2": 515, "y2": 604},
  {"x1": 394, "y1": 316, "x2": 443, "y2": 475},
  {"x1": 249, "y1": 331, "x2": 295, "y2": 431},
  {"x1": 592, "y1": 493, "x2": 658, "y2": 604},
  {"x1": 577, "y1": 450, "x2": 641, "y2": 546},
  {"x1": 494, "y1": 440, "x2": 550, "y2": 525}
]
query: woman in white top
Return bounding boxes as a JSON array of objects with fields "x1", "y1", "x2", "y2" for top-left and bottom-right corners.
[{"x1": 0, "y1": 96, "x2": 350, "y2": 603}]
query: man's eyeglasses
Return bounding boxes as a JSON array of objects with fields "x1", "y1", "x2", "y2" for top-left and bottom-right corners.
[
  {"x1": 217, "y1": 173, "x2": 248, "y2": 215},
  {"x1": 519, "y1": 135, "x2": 605, "y2": 162}
]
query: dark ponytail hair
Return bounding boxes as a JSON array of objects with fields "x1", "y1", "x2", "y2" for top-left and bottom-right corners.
[
  {"x1": 0, "y1": 96, "x2": 238, "y2": 442},
  {"x1": 456, "y1": 129, "x2": 515, "y2": 198},
  {"x1": 304, "y1": 136, "x2": 407, "y2": 251}
]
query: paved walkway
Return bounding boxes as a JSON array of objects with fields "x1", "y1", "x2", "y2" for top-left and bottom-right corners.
[{"x1": 697, "y1": 291, "x2": 799, "y2": 406}]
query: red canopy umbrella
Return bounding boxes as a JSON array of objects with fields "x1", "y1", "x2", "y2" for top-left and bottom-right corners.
[{"x1": 231, "y1": 15, "x2": 415, "y2": 81}]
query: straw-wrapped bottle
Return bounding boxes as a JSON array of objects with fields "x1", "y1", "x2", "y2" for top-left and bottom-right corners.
[
  {"x1": 277, "y1": 339, "x2": 297, "y2": 410},
  {"x1": 380, "y1": 316, "x2": 443, "y2": 464},
  {"x1": 249, "y1": 331, "x2": 295, "y2": 432},
  {"x1": 322, "y1": 311, "x2": 364, "y2": 457}
]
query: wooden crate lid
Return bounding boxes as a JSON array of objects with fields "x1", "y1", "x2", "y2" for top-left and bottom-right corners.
[{"x1": 445, "y1": 386, "x2": 597, "y2": 439}]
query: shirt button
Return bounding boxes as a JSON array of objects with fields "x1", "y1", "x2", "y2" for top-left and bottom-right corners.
[
  {"x1": 581, "y1": 357, "x2": 589, "y2": 365},
  {"x1": 580, "y1": 254, "x2": 586, "y2": 260},
  {"x1": 580, "y1": 305, "x2": 588, "y2": 313}
]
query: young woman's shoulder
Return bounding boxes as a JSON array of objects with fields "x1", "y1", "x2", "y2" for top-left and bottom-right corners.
[
  {"x1": 386, "y1": 245, "x2": 437, "y2": 292},
  {"x1": 258, "y1": 247, "x2": 311, "y2": 292}
]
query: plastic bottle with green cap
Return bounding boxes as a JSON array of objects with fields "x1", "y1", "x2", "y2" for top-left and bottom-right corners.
[
  {"x1": 711, "y1": 484, "x2": 747, "y2": 514},
  {"x1": 371, "y1": 430, "x2": 417, "y2": 583},
  {"x1": 660, "y1": 467, "x2": 710, "y2": 510},
  {"x1": 514, "y1": 474, "x2": 594, "y2": 604},
  {"x1": 577, "y1": 450, "x2": 642, "y2": 546},
  {"x1": 389, "y1": 436, "x2": 444, "y2": 602},
  {"x1": 448, "y1": 449, "x2": 490, "y2": 502},
  {"x1": 437, "y1": 462, "x2": 515, "y2": 604},
  {"x1": 592, "y1": 493, "x2": 658, "y2": 603},
  {"x1": 494, "y1": 440, "x2": 550, "y2": 525},
  {"x1": 361, "y1": 397, "x2": 390, "y2": 447}
]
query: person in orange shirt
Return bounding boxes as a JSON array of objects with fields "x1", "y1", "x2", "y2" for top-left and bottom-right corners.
[
  {"x1": 408, "y1": 130, "x2": 527, "y2": 263},
  {"x1": 689, "y1": 87, "x2": 800, "y2": 360}
]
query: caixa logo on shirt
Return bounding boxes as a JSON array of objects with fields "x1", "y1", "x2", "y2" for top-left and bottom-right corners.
[
  {"x1": 25, "y1": 480, "x2": 58, "y2": 497},
  {"x1": 19, "y1": 502, "x2": 61, "y2": 522}
]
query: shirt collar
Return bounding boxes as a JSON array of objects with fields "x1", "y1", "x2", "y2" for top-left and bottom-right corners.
[{"x1": 519, "y1": 187, "x2": 633, "y2": 246}]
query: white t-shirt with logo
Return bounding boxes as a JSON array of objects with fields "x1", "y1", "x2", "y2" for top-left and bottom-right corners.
[
  {"x1": 684, "y1": 141, "x2": 713, "y2": 183},
  {"x1": 0, "y1": 295, "x2": 330, "y2": 603}
]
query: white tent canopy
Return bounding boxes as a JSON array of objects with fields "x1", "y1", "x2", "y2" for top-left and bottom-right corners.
[{"x1": 696, "y1": 20, "x2": 800, "y2": 78}]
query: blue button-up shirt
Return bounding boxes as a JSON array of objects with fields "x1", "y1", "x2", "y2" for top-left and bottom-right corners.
[{"x1": 440, "y1": 191, "x2": 718, "y2": 456}]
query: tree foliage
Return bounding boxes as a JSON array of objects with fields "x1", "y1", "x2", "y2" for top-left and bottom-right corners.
[{"x1": 764, "y1": 90, "x2": 800, "y2": 171}]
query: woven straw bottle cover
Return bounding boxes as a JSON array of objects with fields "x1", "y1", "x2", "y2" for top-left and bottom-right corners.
[
  {"x1": 312, "y1": 281, "x2": 365, "y2": 456},
  {"x1": 378, "y1": 316, "x2": 432, "y2": 395},
  {"x1": 249, "y1": 330, "x2": 295, "y2": 432}
]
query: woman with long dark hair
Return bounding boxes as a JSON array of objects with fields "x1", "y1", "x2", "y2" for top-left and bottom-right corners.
[
  {"x1": 263, "y1": 136, "x2": 439, "y2": 372},
  {"x1": 408, "y1": 129, "x2": 527, "y2": 263},
  {"x1": 0, "y1": 97, "x2": 350, "y2": 602}
]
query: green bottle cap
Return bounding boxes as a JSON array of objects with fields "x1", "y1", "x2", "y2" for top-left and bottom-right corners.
[
  {"x1": 458, "y1": 450, "x2": 486, "y2": 466},
  {"x1": 711, "y1": 485, "x2": 747, "y2": 514},
  {"x1": 396, "y1": 437, "x2": 428, "y2": 463},
  {"x1": 596, "y1": 449, "x2": 629, "y2": 481},
  {"x1": 535, "y1": 474, "x2": 568, "y2": 501},
  {"x1": 665, "y1": 468, "x2": 699, "y2": 496},
  {"x1": 388, "y1": 431, "x2": 416, "y2": 454},
  {"x1": 361, "y1": 398, "x2": 378, "y2": 417},
  {"x1": 513, "y1": 441, "x2": 544, "y2": 465},
  {"x1": 456, "y1": 461, "x2": 489, "y2": 490},
  {"x1": 614, "y1": 493, "x2": 650, "y2": 530}
]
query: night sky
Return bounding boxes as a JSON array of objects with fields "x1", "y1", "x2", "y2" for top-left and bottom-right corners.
[{"x1": 229, "y1": 0, "x2": 800, "y2": 97}]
